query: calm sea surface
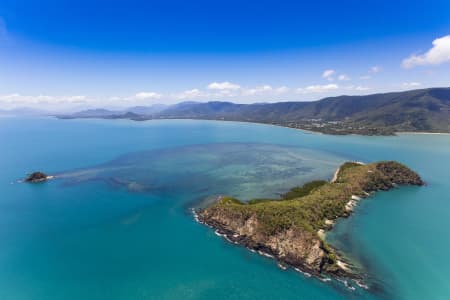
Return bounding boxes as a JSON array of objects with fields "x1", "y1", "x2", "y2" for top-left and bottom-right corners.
[{"x1": 1, "y1": 117, "x2": 449, "y2": 300}]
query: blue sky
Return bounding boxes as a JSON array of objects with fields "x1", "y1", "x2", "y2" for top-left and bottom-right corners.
[{"x1": 1, "y1": 0, "x2": 450, "y2": 110}]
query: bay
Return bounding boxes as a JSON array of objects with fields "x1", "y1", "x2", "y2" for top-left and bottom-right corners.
[{"x1": 1, "y1": 117, "x2": 449, "y2": 299}]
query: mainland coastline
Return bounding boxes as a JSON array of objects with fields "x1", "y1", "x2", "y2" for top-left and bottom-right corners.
[{"x1": 56, "y1": 87, "x2": 450, "y2": 137}]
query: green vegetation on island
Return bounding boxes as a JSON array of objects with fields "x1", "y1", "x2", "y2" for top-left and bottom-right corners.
[{"x1": 196, "y1": 161, "x2": 423, "y2": 284}]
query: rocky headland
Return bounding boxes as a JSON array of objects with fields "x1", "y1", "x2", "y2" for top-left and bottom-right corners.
[{"x1": 195, "y1": 161, "x2": 423, "y2": 287}]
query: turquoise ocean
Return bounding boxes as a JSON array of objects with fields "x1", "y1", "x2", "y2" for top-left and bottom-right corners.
[{"x1": 1, "y1": 117, "x2": 449, "y2": 300}]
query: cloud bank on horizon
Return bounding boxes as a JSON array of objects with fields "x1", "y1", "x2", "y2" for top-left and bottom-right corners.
[{"x1": 0, "y1": 0, "x2": 449, "y2": 110}]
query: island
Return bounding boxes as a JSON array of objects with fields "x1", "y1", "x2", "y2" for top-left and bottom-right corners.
[
  {"x1": 25, "y1": 172, "x2": 53, "y2": 183},
  {"x1": 194, "y1": 161, "x2": 423, "y2": 287}
]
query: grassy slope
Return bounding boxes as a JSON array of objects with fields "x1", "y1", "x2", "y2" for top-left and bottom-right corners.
[{"x1": 201, "y1": 161, "x2": 423, "y2": 271}]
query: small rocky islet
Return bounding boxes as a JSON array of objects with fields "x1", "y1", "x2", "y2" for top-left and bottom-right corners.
[
  {"x1": 195, "y1": 161, "x2": 424, "y2": 288},
  {"x1": 24, "y1": 171, "x2": 52, "y2": 183}
]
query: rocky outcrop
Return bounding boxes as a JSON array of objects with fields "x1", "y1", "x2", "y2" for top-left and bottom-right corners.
[
  {"x1": 196, "y1": 161, "x2": 424, "y2": 285},
  {"x1": 198, "y1": 202, "x2": 344, "y2": 278},
  {"x1": 25, "y1": 172, "x2": 50, "y2": 183}
]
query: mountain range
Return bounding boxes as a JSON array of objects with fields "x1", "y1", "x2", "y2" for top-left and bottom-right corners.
[{"x1": 58, "y1": 87, "x2": 450, "y2": 135}]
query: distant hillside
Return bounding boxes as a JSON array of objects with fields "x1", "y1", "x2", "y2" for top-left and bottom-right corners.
[
  {"x1": 127, "y1": 104, "x2": 168, "y2": 115},
  {"x1": 59, "y1": 88, "x2": 450, "y2": 135},
  {"x1": 62, "y1": 108, "x2": 120, "y2": 118}
]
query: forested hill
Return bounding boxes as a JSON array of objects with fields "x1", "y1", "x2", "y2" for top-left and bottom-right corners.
[{"x1": 59, "y1": 87, "x2": 450, "y2": 135}]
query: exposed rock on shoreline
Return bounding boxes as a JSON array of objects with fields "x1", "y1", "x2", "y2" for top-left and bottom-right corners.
[{"x1": 195, "y1": 161, "x2": 423, "y2": 286}]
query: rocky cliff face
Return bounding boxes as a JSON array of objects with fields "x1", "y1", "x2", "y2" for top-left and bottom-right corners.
[
  {"x1": 196, "y1": 161, "x2": 424, "y2": 283},
  {"x1": 198, "y1": 202, "x2": 342, "y2": 277}
]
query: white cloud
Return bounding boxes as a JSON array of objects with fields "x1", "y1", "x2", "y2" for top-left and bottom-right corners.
[
  {"x1": 243, "y1": 85, "x2": 272, "y2": 96},
  {"x1": 322, "y1": 69, "x2": 335, "y2": 81},
  {"x1": 355, "y1": 86, "x2": 371, "y2": 91},
  {"x1": 402, "y1": 35, "x2": 450, "y2": 68},
  {"x1": 217, "y1": 89, "x2": 236, "y2": 96},
  {"x1": 259, "y1": 85, "x2": 273, "y2": 91},
  {"x1": 207, "y1": 81, "x2": 241, "y2": 90},
  {"x1": 0, "y1": 93, "x2": 26, "y2": 103},
  {"x1": 0, "y1": 94, "x2": 90, "y2": 110},
  {"x1": 111, "y1": 91, "x2": 169, "y2": 102},
  {"x1": 402, "y1": 82, "x2": 421, "y2": 88},
  {"x1": 342, "y1": 85, "x2": 371, "y2": 92},
  {"x1": 66, "y1": 95, "x2": 87, "y2": 102},
  {"x1": 0, "y1": 81, "x2": 378, "y2": 110},
  {"x1": 295, "y1": 84, "x2": 372, "y2": 95},
  {"x1": 297, "y1": 84, "x2": 339, "y2": 94},
  {"x1": 0, "y1": 94, "x2": 88, "y2": 104},
  {"x1": 369, "y1": 66, "x2": 382, "y2": 73},
  {"x1": 359, "y1": 66, "x2": 380, "y2": 80},
  {"x1": 241, "y1": 85, "x2": 290, "y2": 96},
  {"x1": 135, "y1": 92, "x2": 162, "y2": 100},
  {"x1": 338, "y1": 74, "x2": 350, "y2": 81},
  {"x1": 275, "y1": 86, "x2": 290, "y2": 94},
  {"x1": 176, "y1": 89, "x2": 202, "y2": 99}
]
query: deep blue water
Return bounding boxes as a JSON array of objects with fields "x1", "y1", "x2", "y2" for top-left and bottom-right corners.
[{"x1": 1, "y1": 117, "x2": 449, "y2": 300}]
